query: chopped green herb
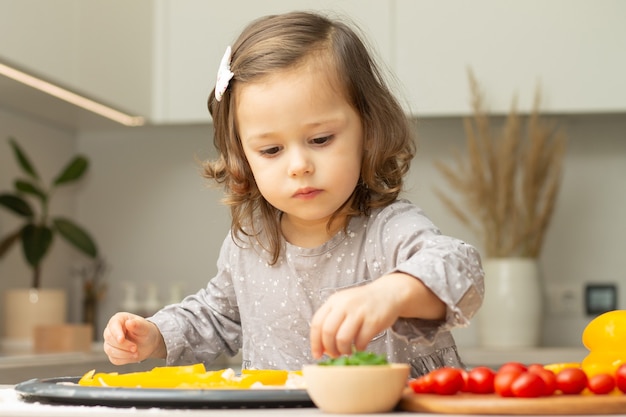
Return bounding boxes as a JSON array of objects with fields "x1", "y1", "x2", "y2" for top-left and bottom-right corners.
[{"x1": 318, "y1": 350, "x2": 389, "y2": 366}]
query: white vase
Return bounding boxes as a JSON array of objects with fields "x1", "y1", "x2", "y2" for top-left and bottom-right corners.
[
  {"x1": 2, "y1": 288, "x2": 67, "y2": 344},
  {"x1": 477, "y1": 258, "x2": 543, "y2": 348}
]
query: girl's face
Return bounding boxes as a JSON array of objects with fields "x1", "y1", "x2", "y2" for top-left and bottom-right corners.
[{"x1": 236, "y1": 59, "x2": 363, "y2": 238}]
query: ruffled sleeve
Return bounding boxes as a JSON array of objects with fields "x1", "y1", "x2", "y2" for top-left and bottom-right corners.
[{"x1": 365, "y1": 200, "x2": 484, "y2": 343}]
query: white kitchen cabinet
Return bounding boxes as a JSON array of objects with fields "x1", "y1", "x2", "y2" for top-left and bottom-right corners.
[
  {"x1": 0, "y1": 1, "x2": 74, "y2": 84},
  {"x1": 0, "y1": 0, "x2": 154, "y2": 118},
  {"x1": 151, "y1": 0, "x2": 393, "y2": 124},
  {"x1": 2, "y1": 1, "x2": 624, "y2": 127},
  {"x1": 394, "y1": 0, "x2": 626, "y2": 116}
]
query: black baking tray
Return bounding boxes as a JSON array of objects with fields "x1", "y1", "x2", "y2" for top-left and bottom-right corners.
[{"x1": 15, "y1": 376, "x2": 314, "y2": 409}]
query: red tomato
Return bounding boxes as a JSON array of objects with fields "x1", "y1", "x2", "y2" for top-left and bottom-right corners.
[
  {"x1": 466, "y1": 366, "x2": 495, "y2": 394},
  {"x1": 527, "y1": 364, "x2": 546, "y2": 374},
  {"x1": 498, "y1": 362, "x2": 527, "y2": 374},
  {"x1": 556, "y1": 368, "x2": 588, "y2": 394},
  {"x1": 510, "y1": 372, "x2": 547, "y2": 398},
  {"x1": 409, "y1": 375, "x2": 434, "y2": 394},
  {"x1": 587, "y1": 373, "x2": 615, "y2": 395},
  {"x1": 460, "y1": 368, "x2": 470, "y2": 392},
  {"x1": 430, "y1": 367, "x2": 465, "y2": 395},
  {"x1": 494, "y1": 368, "x2": 524, "y2": 397},
  {"x1": 616, "y1": 364, "x2": 626, "y2": 393},
  {"x1": 527, "y1": 366, "x2": 557, "y2": 396}
]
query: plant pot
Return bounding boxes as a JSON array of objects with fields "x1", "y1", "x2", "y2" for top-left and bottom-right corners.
[
  {"x1": 477, "y1": 258, "x2": 543, "y2": 348},
  {"x1": 2, "y1": 288, "x2": 67, "y2": 344}
]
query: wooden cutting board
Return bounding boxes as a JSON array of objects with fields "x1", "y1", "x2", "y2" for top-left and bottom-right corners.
[{"x1": 399, "y1": 388, "x2": 626, "y2": 415}]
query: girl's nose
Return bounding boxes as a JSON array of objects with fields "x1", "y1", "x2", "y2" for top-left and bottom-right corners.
[{"x1": 287, "y1": 148, "x2": 314, "y2": 177}]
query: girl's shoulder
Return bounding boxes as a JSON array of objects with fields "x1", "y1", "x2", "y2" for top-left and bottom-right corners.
[{"x1": 368, "y1": 198, "x2": 435, "y2": 227}]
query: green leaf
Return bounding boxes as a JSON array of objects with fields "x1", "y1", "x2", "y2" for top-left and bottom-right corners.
[
  {"x1": 318, "y1": 350, "x2": 389, "y2": 366},
  {"x1": 53, "y1": 156, "x2": 89, "y2": 186},
  {"x1": 9, "y1": 137, "x2": 39, "y2": 180},
  {"x1": 53, "y1": 217, "x2": 98, "y2": 257},
  {"x1": 0, "y1": 193, "x2": 34, "y2": 217},
  {"x1": 15, "y1": 180, "x2": 47, "y2": 203},
  {"x1": 21, "y1": 224, "x2": 53, "y2": 268},
  {"x1": 0, "y1": 228, "x2": 22, "y2": 259}
]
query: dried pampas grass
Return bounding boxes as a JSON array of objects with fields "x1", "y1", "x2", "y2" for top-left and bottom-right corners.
[{"x1": 435, "y1": 70, "x2": 567, "y2": 258}]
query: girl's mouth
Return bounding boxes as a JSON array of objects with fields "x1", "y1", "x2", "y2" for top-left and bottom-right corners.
[{"x1": 293, "y1": 187, "x2": 322, "y2": 199}]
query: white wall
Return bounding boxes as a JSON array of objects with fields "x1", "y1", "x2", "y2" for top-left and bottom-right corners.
[
  {"x1": 70, "y1": 113, "x2": 626, "y2": 347},
  {"x1": 75, "y1": 125, "x2": 230, "y2": 336}
]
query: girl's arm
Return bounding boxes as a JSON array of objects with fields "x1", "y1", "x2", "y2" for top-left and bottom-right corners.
[{"x1": 310, "y1": 272, "x2": 445, "y2": 359}]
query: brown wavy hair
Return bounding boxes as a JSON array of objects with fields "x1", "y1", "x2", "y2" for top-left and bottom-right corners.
[{"x1": 204, "y1": 11, "x2": 415, "y2": 264}]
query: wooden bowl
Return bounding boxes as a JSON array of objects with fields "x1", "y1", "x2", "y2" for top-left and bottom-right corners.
[{"x1": 302, "y1": 363, "x2": 410, "y2": 413}]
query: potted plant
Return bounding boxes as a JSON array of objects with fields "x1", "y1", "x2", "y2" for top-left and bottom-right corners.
[
  {"x1": 434, "y1": 71, "x2": 567, "y2": 348},
  {"x1": 0, "y1": 137, "x2": 99, "y2": 342}
]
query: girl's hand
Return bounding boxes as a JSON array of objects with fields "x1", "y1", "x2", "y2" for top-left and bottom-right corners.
[
  {"x1": 102, "y1": 312, "x2": 166, "y2": 365},
  {"x1": 309, "y1": 281, "x2": 400, "y2": 359},
  {"x1": 309, "y1": 273, "x2": 446, "y2": 359}
]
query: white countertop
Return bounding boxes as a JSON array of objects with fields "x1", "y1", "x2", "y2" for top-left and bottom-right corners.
[
  {"x1": 0, "y1": 385, "x2": 398, "y2": 417},
  {"x1": 459, "y1": 346, "x2": 587, "y2": 367}
]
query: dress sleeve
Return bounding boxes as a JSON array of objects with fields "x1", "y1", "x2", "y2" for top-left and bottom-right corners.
[
  {"x1": 148, "y1": 234, "x2": 242, "y2": 366},
  {"x1": 366, "y1": 200, "x2": 484, "y2": 342}
]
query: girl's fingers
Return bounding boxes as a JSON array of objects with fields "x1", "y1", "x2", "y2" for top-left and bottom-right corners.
[
  {"x1": 103, "y1": 338, "x2": 139, "y2": 363},
  {"x1": 353, "y1": 319, "x2": 380, "y2": 352},
  {"x1": 334, "y1": 315, "x2": 362, "y2": 356},
  {"x1": 309, "y1": 306, "x2": 328, "y2": 358},
  {"x1": 319, "y1": 308, "x2": 347, "y2": 358}
]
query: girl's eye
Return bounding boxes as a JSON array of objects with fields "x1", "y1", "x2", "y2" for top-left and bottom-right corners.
[
  {"x1": 311, "y1": 135, "x2": 333, "y2": 146},
  {"x1": 260, "y1": 146, "x2": 281, "y2": 156}
]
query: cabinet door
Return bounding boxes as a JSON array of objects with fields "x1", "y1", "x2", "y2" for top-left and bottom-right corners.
[
  {"x1": 153, "y1": 0, "x2": 392, "y2": 124},
  {"x1": 0, "y1": 0, "x2": 154, "y2": 117},
  {"x1": 394, "y1": 0, "x2": 626, "y2": 116},
  {"x1": 0, "y1": 0, "x2": 74, "y2": 86}
]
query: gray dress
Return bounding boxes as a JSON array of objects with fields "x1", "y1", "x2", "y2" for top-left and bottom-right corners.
[{"x1": 149, "y1": 199, "x2": 484, "y2": 377}]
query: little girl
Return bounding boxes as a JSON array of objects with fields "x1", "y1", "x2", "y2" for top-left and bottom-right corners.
[{"x1": 103, "y1": 11, "x2": 484, "y2": 377}]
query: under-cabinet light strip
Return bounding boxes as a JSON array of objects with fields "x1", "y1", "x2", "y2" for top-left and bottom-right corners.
[{"x1": 0, "y1": 62, "x2": 145, "y2": 127}]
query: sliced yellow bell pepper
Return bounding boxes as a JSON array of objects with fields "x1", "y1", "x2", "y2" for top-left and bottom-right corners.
[
  {"x1": 241, "y1": 369, "x2": 289, "y2": 386},
  {"x1": 78, "y1": 364, "x2": 302, "y2": 389},
  {"x1": 543, "y1": 362, "x2": 581, "y2": 374}
]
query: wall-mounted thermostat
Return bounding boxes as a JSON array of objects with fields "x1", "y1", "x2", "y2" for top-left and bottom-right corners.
[{"x1": 585, "y1": 284, "x2": 617, "y2": 316}]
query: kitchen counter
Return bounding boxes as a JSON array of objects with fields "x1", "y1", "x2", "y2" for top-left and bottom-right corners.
[
  {"x1": 460, "y1": 346, "x2": 587, "y2": 367},
  {"x1": 0, "y1": 384, "x2": 394, "y2": 417}
]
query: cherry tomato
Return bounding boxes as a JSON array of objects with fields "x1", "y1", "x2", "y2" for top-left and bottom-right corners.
[
  {"x1": 527, "y1": 364, "x2": 546, "y2": 374},
  {"x1": 587, "y1": 373, "x2": 615, "y2": 395},
  {"x1": 616, "y1": 364, "x2": 626, "y2": 393},
  {"x1": 510, "y1": 372, "x2": 546, "y2": 398},
  {"x1": 555, "y1": 367, "x2": 587, "y2": 394},
  {"x1": 430, "y1": 367, "x2": 465, "y2": 395},
  {"x1": 527, "y1": 366, "x2": 557, "y2": 396},
  {"x1": 494, "y1": 368, "x2": 524, "y2": 397},
  {"x1": 409, "y1": 375, "x2": 434, "y2": 394},
  {"x1": 498, "y1": 362, "x2": 527, "y2": 374},
  {"x1": 466, "y1": 366, "x2": 495, "y2": 394},
  {"x1": 460, "y1": 368, "x2": 470, "y2": 392}
]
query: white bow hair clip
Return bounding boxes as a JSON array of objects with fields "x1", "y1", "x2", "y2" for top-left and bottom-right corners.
[{"x1": 215, "y1": 46, "x2": 234, "y2": 102}]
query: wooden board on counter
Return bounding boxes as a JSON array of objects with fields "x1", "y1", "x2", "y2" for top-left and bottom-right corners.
[{"x1": 399, "y1": 389, "x2": 626, "y2": 415}]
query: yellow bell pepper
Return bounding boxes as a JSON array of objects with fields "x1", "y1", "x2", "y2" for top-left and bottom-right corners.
[
  {"x1": 543, "y1": 362, "x2": 581, "y2": 374},
  {"x1": 78, "y1": 364, "x2": 302, "y2": 389},
  {"x1": 581, "y1": 310, "x2": 626, "y2": 377}
]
